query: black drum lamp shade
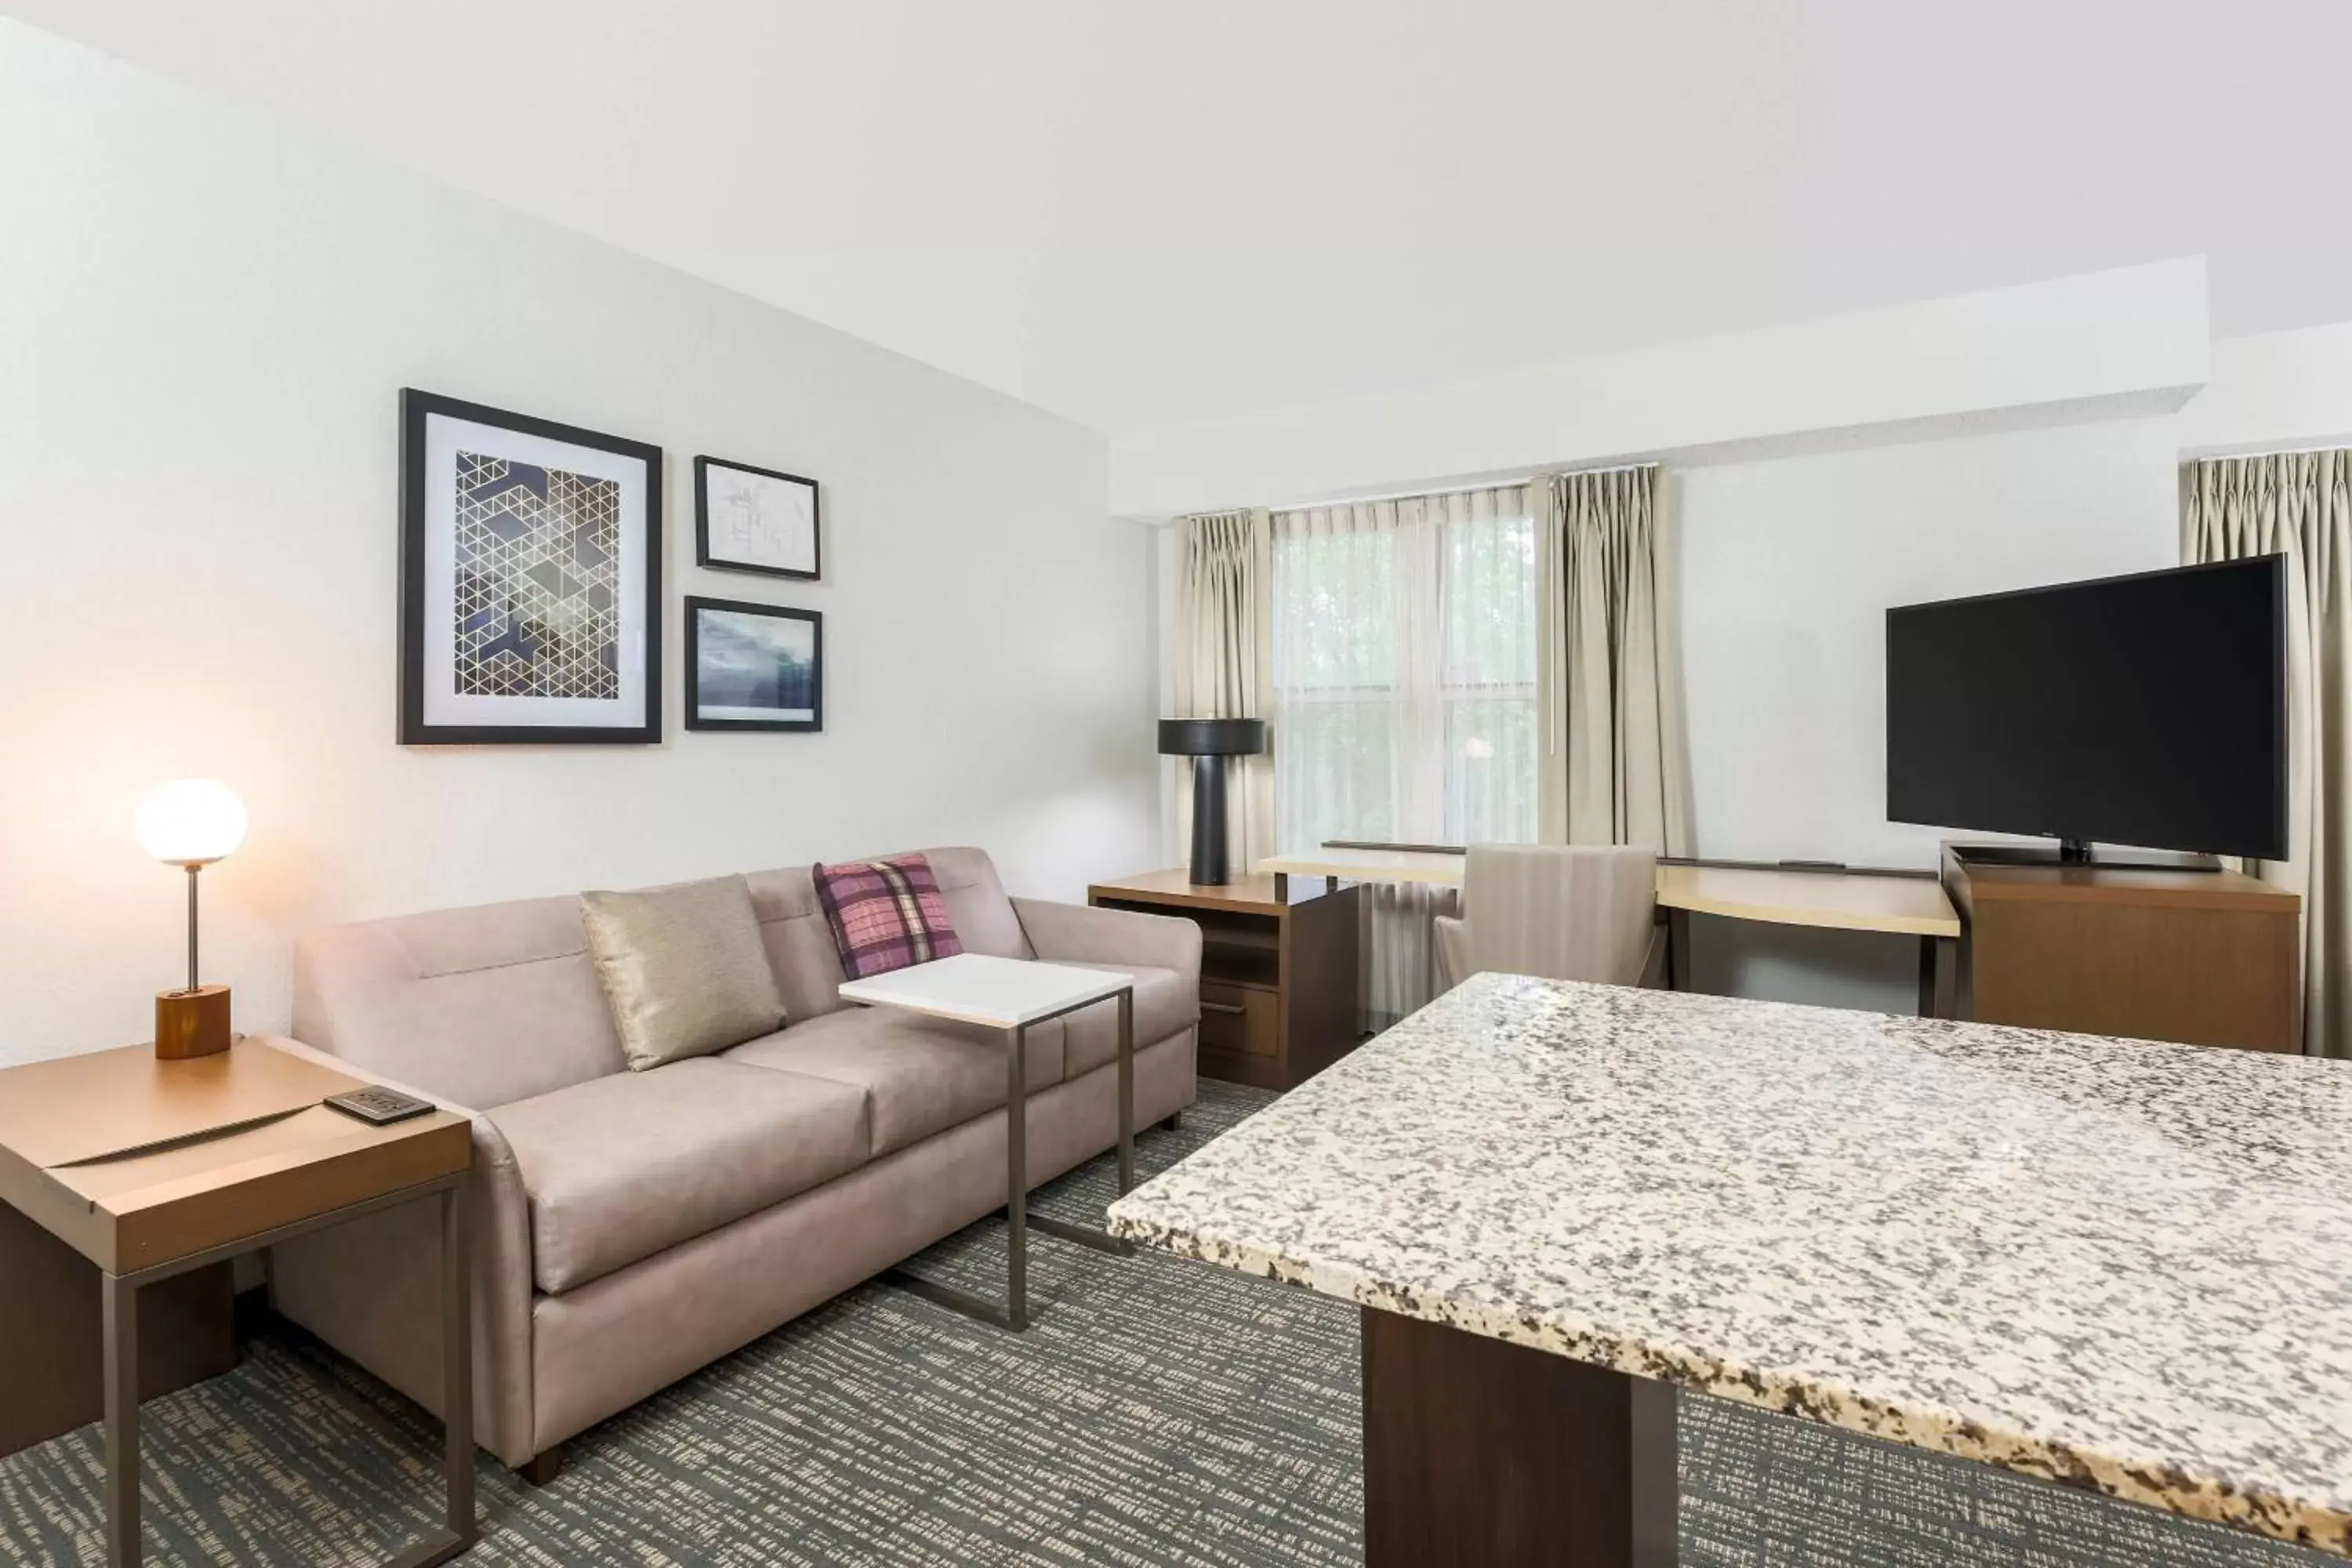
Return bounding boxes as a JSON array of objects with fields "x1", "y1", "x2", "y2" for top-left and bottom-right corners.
[
  {"x1": 1157, "y1": 718, "x2": 1267, "y2": 759},
  {"x1": 1159, "y1": 718, "x2": 1266, "y2": 885}
]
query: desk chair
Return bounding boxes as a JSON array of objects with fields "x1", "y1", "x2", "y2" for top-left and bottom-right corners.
[{"x1": 1432, "y1": 844, "x2": 1666, "y2": 993}]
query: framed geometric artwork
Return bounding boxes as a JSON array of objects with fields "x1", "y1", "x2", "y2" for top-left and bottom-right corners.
[
  {"x1": 398, "y1": 389, "x2": 662, "y2": 745},
  {"x1": 694, "y1": 456, "x2": 820, "y2": 580},
  {"x1": 684, "y1": 597, "x2": 823, "y2": 733}
]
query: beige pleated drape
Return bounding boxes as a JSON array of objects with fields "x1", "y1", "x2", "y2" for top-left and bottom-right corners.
[
  {"x1": 1535, "y1": 466, "x2": 1692, "y2": 853},
  {"x1": 2182, "y1": 449, "x2": 2352, "y2": 1059},
  {"x1": 1171, "y1": 508, "x2": 1276, "y2": 876}
]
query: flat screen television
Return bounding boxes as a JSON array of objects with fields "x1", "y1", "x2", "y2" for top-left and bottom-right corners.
[{"x1": 1886, "y1": 556, "x2": 2288, "y2": 866}]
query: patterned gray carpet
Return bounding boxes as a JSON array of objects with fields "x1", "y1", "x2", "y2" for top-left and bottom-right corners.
[{"x1": 0, "y1": 1079, "x2": 2330, "y2": 1566}]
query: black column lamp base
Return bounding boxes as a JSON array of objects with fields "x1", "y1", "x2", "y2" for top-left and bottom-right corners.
[{"x1": 1158, "y1": 718, "x2": 1269, "y2": 886}]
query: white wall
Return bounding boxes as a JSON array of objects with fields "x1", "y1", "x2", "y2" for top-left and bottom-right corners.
[
  {"x1": 0, "y1": 27, "x2": 1153, "y2": 1065},
  {"x1": 1674, "y1": 417, "x2": 2183, "y2": 1009},
  {"x1": 1678, "y1": 416, "x2": 2183, "y2": 868}
]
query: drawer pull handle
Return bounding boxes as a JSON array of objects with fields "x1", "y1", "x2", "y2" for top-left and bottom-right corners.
[{"x1": 1200, "y1": 1000, "x2": 1247, "y2": 1015}]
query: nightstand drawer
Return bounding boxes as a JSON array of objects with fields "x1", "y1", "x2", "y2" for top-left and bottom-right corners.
[{"x1": 1199, "y1": 982, "x2": 1278, "y2": 1058}]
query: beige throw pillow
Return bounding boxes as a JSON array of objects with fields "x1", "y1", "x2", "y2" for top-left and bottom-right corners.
[{"x1": 580, "y1": 875, "x2": 786, "y2": 1071}]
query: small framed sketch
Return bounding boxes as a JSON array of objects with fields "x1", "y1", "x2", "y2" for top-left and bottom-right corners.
[
  {"x1": 685, "y1": 597, "x2": 823, "y2": 732},
  {"x1": 398, "y1": 389, "x2": 662, "y2": 745},
  {"x1": 695, "y1": 456, "x2": 820, "y2": 580}
]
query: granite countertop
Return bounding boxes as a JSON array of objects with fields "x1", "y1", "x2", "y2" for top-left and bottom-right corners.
[{"x1": 1106, "y1": 973, "x2": 2352, "y2": 1555}]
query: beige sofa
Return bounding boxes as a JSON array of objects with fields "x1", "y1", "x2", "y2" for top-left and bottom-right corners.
[{"x1": 256, "y1": 848, "x2": 1200, "y2": 1476}]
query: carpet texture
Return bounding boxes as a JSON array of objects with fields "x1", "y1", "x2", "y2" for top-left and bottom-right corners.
[{"x1": 0, "y1": 1079, "x2": 2329, "y2": 1566}]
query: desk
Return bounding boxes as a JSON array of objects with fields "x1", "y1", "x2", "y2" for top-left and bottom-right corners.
[
  {"x1": 1255, "y1": 848, "x2": 1963, "y2": 1017},
  {"x1": 1109, "y1": 973, "x2": 2352, "y2": 1565},
  {"x1": 0, "y1": 1039, "x2": 477, "y2": 1568}
]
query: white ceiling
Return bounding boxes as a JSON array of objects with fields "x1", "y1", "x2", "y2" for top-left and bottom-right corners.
[{"x1": 15, "y1": 1, "x2": 2352, "y2": 435}]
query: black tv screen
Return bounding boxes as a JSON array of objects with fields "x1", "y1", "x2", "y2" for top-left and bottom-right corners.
[{"x1": 1886, "y1": 557, "x2": 2288, "y2": 860}]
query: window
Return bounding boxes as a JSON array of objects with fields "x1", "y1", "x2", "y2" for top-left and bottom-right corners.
[{"x1": 1270, "y1": 485, "x2": 1537, "y2": 854}]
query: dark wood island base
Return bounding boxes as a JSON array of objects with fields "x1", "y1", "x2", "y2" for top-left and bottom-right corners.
[{"x1": 1363, "y1": 1306, "x2": 1678, "y2": 1568}]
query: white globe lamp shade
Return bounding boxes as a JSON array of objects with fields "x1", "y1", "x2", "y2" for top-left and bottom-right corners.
[{"x1": 134, "y1": 779, "x2": 249, "y2": 866}]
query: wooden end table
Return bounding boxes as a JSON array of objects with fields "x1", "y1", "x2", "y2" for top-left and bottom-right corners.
[
  {"x1": 0, "y1": 1039, "x2": 477, "y2": 1567},
  {"x1": 837, "y1": 952, "x2": 1135, "y2": 1331}
]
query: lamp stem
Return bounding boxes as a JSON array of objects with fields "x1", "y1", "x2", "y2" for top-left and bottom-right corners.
[
  {"x1": 1190, "y1": 753, "x2": 1232, "y2": 885},
  {"x1": 186, "y1": 862, "x2": 201, "y2": 996}
]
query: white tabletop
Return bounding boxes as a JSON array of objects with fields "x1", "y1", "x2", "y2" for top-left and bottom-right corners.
[{"x1": 836, "y1": 952, "x2": 1134, "y2": 1029}]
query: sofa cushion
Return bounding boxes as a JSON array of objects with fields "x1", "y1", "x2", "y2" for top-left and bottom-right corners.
[
  {"x1": 724, "y1": 1005, "x2": 1065, "y2": 1157},
  {"x1": 489, "y1": 1058, "x2": 869, "y2": 1294},
  {"x1": 743, "y1": 867, "x2": 853, "y2": 1026},
  {"x1": 742, "y1": 848, "x2": 1029, "y2": 1026},
  {"x1": 923, "y1": 847, "x2": 1034, "y2": 960},
  {"x1": 812, "y1": 855, "x2": 964, "y2": 980},
  {"x1": 580, "y1": 876, "x2": 786, "y2": 1070},
  {"x1": 1054, "y1": 963, "x2": 1199, "y2": 1077},
  {"x1": 292, "y1": 894, "x2": 628, "y2": 1112}
]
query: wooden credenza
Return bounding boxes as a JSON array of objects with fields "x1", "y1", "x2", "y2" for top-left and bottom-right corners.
[
  {"x1": 1941, "y1": 844, "x2": 2302, "y2": 1051},
  {"x1": 1088, "y1": 869, "x2": 1361, "y2": 1091}
]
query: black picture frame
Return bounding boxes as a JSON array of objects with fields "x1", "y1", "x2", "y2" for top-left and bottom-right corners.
[
  {"x1": 694, "y1": 455, "x2": 822, "y2": 580},
  {"x1": 398, "y1": 389, "x2": 663, "y2": 745},
  {"x1": 684, "y1": 596, "x2": 825, "y2": 733}
]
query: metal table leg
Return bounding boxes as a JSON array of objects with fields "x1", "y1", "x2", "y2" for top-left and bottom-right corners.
[
  {"x1": 103, "y1": 1272, "x2": 137, "y2": 1568},
  {"x1": 885, "y1": 985, "x2": 1140, "y2": 1331},
  {"x1": 1009, "y1": 1019, "x2": 1028, "y2": 1330},
  {"x1": 100, "y1": 1175, "x2": 474, "y2": 1568},
  {"x1": 885, "y1": 1020, "x2": 1033, "y2": 1331},
  {"x1": 1033, "y1": 985, "x2": 1137, "y2": 1257},
  {"x1": 439, "y1": 1182, "x2": 475, "y2": 1551}
]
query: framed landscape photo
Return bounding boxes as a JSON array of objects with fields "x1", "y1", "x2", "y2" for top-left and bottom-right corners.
[
  {"x1": 695, "y1": 456, "x2": 820, "y2": 580},
  {"x1": 398, "y1": 389, "x2": 662, "y2": 745},
  {"x1": 685, "y1": 597, "x2": 823, "y2": 732}
]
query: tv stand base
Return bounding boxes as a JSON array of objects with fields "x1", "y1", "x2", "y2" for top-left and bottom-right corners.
[{"x1": 1951, "y1": 840, "x2": 2224, "y2": 873}]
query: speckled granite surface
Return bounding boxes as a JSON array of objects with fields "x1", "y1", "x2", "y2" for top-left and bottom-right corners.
[{"x1": 1106, "y1": 973, "x2": 2352, "y2": 1556}]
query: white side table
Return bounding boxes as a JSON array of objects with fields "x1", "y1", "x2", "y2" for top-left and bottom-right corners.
[{"x1": 837, "y1": 953, "x2": 1135, "y2": 1331}]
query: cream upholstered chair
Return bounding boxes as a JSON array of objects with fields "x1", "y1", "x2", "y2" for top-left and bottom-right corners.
[{"x1": 1432, "y1": 844, "x2": 1666, "y2": 993}]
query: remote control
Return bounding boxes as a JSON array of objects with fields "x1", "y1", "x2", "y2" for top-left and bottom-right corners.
[{"x1": 324, "y1": 1086, "x2": 437, "y2": 1126}]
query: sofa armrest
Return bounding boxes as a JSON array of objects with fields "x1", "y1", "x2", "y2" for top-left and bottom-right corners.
[
  {"x1": 252, "y1": 1033, "x2": 540, "y2": 1468},
  {"x1": 1011, "y1": 896, "x2": 1202, "y2": 980}
]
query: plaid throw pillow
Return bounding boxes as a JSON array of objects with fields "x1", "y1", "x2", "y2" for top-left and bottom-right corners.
[{"x1": 812, "y1": 854, "x2": 964, "y2": 980}]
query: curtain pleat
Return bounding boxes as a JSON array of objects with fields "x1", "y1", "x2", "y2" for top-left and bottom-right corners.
[
  {"x1": 2182, "y1": 449, "x2": 2352, "y2": 1058},
  {"x1": 1172, "y1": 508, "x2": 1276, "y2": 875},
  {"x1": 1536, "y1": 466, "x2": 1691, "y2": 854}
]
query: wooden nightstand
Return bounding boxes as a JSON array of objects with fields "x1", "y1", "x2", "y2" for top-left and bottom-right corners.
[
  {"x1": 0, "y1": 1039, "x2": 477, "y2": 1568},
  {"x1": 1089, "y1": 869, "x2": 1361, "y2": 1091}
]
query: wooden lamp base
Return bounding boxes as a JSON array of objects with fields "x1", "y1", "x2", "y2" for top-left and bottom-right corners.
[{"x1": 155, "y1": 985, "x2": 232, "y2": 1060}]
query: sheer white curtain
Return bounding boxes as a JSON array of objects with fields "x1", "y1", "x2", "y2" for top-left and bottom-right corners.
[{"x1": 1271, "y1": 484, "x2": 1537, "y2": 1020}]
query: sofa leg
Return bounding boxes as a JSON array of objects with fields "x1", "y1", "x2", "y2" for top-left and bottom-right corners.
[
  {"x1": 518, "y1": 1446, "x2": 564, "y2": 1486},
  {"x1": 1157, "y1": 1111, "x2": 1181, "y2": 1132}
]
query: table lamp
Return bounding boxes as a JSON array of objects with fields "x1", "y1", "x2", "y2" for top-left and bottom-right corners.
[
  {"x1": 133, "y1": 779, "x2": 247, "y2": 1060},
  {"x1": 1158, "y1": 718, "x2": 1266, "y2": 886}
]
